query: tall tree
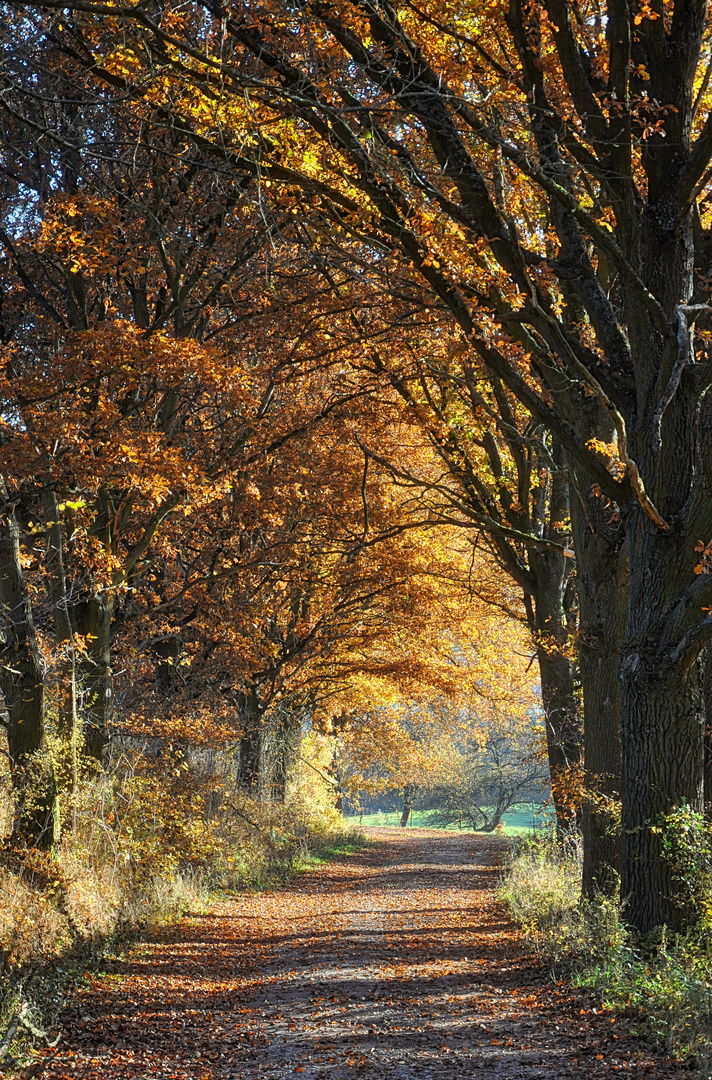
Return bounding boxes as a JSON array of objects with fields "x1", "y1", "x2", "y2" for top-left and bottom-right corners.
[{"x1": 0, "y1": 480, "x2": 56, "y2": 845}]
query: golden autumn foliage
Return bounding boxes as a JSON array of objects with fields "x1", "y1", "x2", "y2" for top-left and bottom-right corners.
[
  {"x1": 6, "y1": 6, "x2": 712, "y2": 1074},
  {"x1": 8, "y1": 0, "x2": 712, "y2": 969},
  {"x1": 0, "y1": 25, "x2": 540, "y2": 919}
]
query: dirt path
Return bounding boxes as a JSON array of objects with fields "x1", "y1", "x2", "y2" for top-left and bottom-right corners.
[{"x1": 40, "y1": 829, "x2": 684, "y2": 1079}]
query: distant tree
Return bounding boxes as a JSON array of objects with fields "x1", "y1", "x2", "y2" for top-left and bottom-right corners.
[
  {"x1": 419, "y1": 724, "x2": 548, "y2": 833},
  {"x1": 339, "y1": 632, "x2": 540, "y2": 826}
]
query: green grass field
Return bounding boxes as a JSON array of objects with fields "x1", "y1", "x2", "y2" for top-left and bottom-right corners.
[{"x1": 344, "y1": 804, "x2": 552, "y2": 836}]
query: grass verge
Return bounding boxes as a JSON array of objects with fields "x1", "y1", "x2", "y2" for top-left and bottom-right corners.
[{"x1": 499, "y1": 833, "x2": 712, "y2": 1076}]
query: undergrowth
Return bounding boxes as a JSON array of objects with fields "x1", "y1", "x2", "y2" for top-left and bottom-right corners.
[
  {"x1": 500, "y1": 816, "x2": 712, "y2": 1076},
  {"x1": 0, "y1": 738, "x2": 364, "y2": 1072}
]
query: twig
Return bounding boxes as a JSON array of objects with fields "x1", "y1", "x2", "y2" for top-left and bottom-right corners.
[
  {"x1": 0, "y1": 1005, "x2": 26, "y2": 1064},
  {"x1": 360, "y1": 450, "x2": 369, "y2": 546},
  {"x1": 21, "y1": 1045, "x2": 62, "y2": 1079},
  {"x1": 295, "y1": 753, "x2": 339, "y2": 788},
  {"x1": 226, "y1": 802, "x2": 263, "y2": 832},
  {"x1": 0, "y1": 998, "x2": 60, "y2": 1067},
  {"x1": 18, "y1": 1011, "x2": 60, "y2": 1047}
]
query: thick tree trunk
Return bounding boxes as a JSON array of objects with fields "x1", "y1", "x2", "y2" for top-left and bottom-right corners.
[
  {"x1": 569, "y1": 462, "x2": 627, "y2": 895},
  {"x1": 579, "y1": 583, "x2": 626, "y2": 895},
  {"x1": 0, "y1": 485, "x2": 56, "y2": 847},
  {"x1": 620, "y1": 655, "x2": 703, "y2": 932},
  {"x1": 617, "y1": 178, "x2": 704, "y2": 932},
  {"x1": 616, "y1": 510, "x2": 706, "y2": 931}
]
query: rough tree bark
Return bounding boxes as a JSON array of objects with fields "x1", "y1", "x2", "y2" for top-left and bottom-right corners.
[
  {"x1": 619, "y1": 513, "x2": 706, "y2": 931},
  {"x1": 237, "y1": 685, "x2": 263, "y2": 792},
  {"x1": 0, "y1": 481, "x2": 56, "y2": 846},
  {"x1": 569, "y1": 460, "x2": 627, "y2": 896}
]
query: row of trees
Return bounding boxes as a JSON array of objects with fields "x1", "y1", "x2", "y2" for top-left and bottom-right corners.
[
  {"x1": 0, "y1": 11, "x2": 533, "y2": 866},
  {"x1": 5, "y1": 0, "x2": 712, "y2": 931}
]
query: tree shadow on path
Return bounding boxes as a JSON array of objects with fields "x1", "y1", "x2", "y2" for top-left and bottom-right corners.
[{"x1": 39, "y1": 828, "x2": 686, "y2": 1080}]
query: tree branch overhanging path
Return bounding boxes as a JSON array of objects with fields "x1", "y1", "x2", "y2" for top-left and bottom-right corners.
[{"x1": 36, "y1": 831, "x2": 683, "y2": 1080}]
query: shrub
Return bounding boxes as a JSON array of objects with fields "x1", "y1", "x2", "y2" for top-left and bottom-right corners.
[
  {"x1": 500, "y1": 828, "x2": 712, "y2": 1071},
  {"x1": 0, "y1": 738, "x2": 362, "y2": 1071},
  {"x1": 499, "y1": 835, "x2": 581, "y2": 949},
  {"x1": 0, "y1": 865, "x2": 71, "y2": 970},
  {"x1": 658, "y1": 803, "x2": 712, "y2": 925}
]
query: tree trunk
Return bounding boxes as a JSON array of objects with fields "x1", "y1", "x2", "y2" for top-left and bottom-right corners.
[
  {"x1": 569, "y1": 461, "x2": 627, "y2": 895},
  {"x1": 400, "y1": 783, "x2": 414, "y2": 827},
  {"x1": 0, "y1": 484, "x2": 56, "y2": 847},
  {"x1": 75, "y1": 595, "x2": 114, "y2": 763},
  {"x1": 530, "y1": 551, "x2": 580, "y2": 834},
  {"x1": 331, "y1": 748, "x2": 344, "y2": 813},
  {"x1": 152, "y1": 634, "x2": 182, "y2": 697},
  {"x1": 620, "y1": 654, "x2": 704, "y2": 932},
  {"x1": 616, "y1": 493, "x2": 707, "y2": 933},
  {"x1": 42, "y1": 488, "x2": 79, "y2": 795},
  {"x1": 237, "y1": 686, "x2": 263, "y2": 792},
  {"x1": 614, "y1": 178, "x2": 705, "y2": 932},
  {"x1": 269, "y1": 703, "x2": 302, "y2": 803}
]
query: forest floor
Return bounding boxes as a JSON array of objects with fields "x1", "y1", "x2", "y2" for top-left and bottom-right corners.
[{"x1": 35, "y1": 828, "x2": 688, "y2": 1080}]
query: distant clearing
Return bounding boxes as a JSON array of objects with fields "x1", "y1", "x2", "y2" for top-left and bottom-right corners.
[{"x1": 344, "y1": 803, "x2": 550, "y2": 835}]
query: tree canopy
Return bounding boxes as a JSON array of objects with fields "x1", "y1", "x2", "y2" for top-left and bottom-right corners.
[{"x1": 4, "y1": 0, "x2": 712, "y2": 933}]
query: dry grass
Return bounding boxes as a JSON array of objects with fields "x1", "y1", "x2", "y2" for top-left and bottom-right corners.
[
  {"x1": 0, "y1": 868, "x2": 70, "y2": 970},
  {"x1": 500, "y1": 834, "x2": 712, "y2": 1075},
  {"x1": 0, "y1": 742, "x2": 363, "y2": 1072}
]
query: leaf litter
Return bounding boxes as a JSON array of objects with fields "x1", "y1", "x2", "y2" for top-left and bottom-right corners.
[{"x1": 35, "y1": 829, "x2": 685, "y2": 1079}]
